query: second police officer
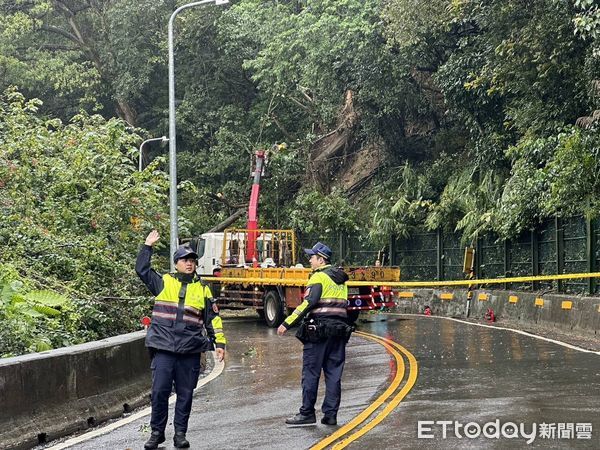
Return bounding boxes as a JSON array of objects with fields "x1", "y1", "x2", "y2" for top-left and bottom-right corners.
[{"x1": 277, "y1": 242, "x2": 353, "y2": 427}]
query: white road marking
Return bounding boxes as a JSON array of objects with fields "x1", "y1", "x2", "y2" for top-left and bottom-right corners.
[
  {"x1": 47, "y1": 352, "x2": 225, "y2": 449},
  {"x1": 386, "y1": 313, "x2": 600, "y2": 355}
]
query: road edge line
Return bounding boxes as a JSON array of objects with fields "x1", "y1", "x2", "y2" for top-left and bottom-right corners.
[
  {"x1": 46, "y1": 351, "x2": 225, "y2": 449},
  {"x1": 386, "y1": 313, "x2": 600, "y2": 355}
]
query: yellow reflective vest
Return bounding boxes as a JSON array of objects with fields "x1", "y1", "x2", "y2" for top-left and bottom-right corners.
[
  {"x1": 307, "y1": 270, "x2": 348, "y2": 317},
  {"x1": 146, "y1": 274, "x2": 226, "y2": 354},
  {"x1": 283, "y1": 265, "x2": 349, "y2": 328}
]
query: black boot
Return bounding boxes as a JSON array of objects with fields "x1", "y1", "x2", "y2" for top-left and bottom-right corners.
[
  {"x1": 321, "y1": 416, "x2": 337, "y2": 425},
  {"x1": 285, "y1": 413, "x2": 317, "y2": 427},
  {"x1": 144, "y1": 430, "x2": 165, "y2": 449},
  {"x1": 174, "y1": 431, "x2": 190, "y2": 448}
]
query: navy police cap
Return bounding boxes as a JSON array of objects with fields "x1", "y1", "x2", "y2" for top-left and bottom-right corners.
[
  {"x1": 173, "y1": 245, "x2": 198, "y2": 263},
  {"x1": 304, "y1": 242, "x2": 332, "y2": 260}
]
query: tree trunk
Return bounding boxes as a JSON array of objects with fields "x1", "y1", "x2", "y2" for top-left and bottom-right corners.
[
  {"x1": 309, "y1": 90, "x2": 360, "y2": 191},
  {"x1": 207, "y1": 209, "x2": 247, "y2": 233},
  {"x1": 116, "y1": 99, "x2": 137, "y2": 127}
]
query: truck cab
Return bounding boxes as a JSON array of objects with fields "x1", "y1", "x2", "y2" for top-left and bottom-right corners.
[
  {"x1": 195, "y1": 229, "x2": 286, "y2": 276},
  {"x1": 195, "y1": 232, "x2": 225, "y2": 276}
]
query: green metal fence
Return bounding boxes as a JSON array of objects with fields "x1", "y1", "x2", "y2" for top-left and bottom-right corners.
[
  {"x1": 478, "y1": 233, "x2": 504, "y2": 280},
  {"x1": 562, "y1": 217, "x2": 587, "y2": 293},
  {"x1": 295, "y1": 215, "x2": 599, "y2": 295},
  {"x1": 391, "y1": 216, "x2": 597, "y2": 294},
  {"x1": 395, "y1": 232, "x2": 438, "y2": 281},
  {"x1": 537, "y1": 219, "x2": 556, "y2": 291},
  {"x1": 442, "y1": 232, "x2": 464, "y2": 281},
  {"x1": 296, "y1": 233, "x2": 377, "y2": 266}
]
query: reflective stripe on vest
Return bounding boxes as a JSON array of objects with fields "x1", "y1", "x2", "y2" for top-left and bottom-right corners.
[
  {"x1": 307, "y1": 270, "x2": 348, "y2": 318},
  {"x1": 154, "y1": 274, "x2": 207, "y2": 325}
]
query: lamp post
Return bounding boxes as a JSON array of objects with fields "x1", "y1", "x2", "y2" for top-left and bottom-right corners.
[
  {"x1": 168, "y1": 0, "x2": 229, "y2": 270},
  {"x1": 139, "y1": 136, "x2": 169, "y2": 172}
]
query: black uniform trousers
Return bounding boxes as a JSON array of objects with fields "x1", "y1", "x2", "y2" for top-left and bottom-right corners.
[
  {"x1": 300, "y1": 336, "x2": 346, "y2": 417},
  {"x1": 150, "y1": 350, "x2": 201, "y2": 434}
]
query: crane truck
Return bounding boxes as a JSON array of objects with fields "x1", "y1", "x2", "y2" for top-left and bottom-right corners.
[{"x1": 195, "y1": 146, "x2": 400, "y2": 327}]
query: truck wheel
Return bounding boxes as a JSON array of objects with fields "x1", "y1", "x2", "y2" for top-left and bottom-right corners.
[{"x1": 263, "y1": 290, "x2": 284, "y2": 327}]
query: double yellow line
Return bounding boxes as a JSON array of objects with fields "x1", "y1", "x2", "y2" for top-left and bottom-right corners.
[{"x1": 310, "y1": 332, "x2": 418, "y2": 450}]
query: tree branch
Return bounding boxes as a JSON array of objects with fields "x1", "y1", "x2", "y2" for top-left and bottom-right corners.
[
  {"x1": 36, "y1": 44, "x2": 80, "y2": 52},
  {"x1": 297, "y1": 85, "x2": 315, "y2": 104},
  {"x1": 206, "y1": 209, "x2": 247, "y2": 233},
  {"x1": 271, "y1": 114, "x2": 295, "y2": 142},
  {"x1": 40, "y1": 24, "x2": 81, "y2": 45},
  {"x1": 285, "y1": 94, "x2": 311, "y2": 111},
  {"x1": 206, "y1": 192, "x2": 245, "y2": 209},
  {"x1": 53, "y1": 0, "x2": 75, "y2": 17}
]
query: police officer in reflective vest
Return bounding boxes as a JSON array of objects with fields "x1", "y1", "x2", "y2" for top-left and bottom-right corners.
[
  {"x1": 136, "y1": 230, "x2": 226, "y2": 449},
  {"x1": 277, "y1": 242, "x2": 352, "y2": 427}
]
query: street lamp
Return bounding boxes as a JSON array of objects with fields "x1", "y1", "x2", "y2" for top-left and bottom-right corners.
[
  {"x1": 168, "y1": 0, "x2": 229, "y2": 270},
  {"x1": 139, "y1": 136, "x2": 169, "y2": 172}
]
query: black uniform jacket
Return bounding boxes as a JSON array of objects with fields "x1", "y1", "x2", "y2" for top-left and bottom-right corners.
[{"x1": 136, "y1": 245, "x2": 221, "y2": 354}]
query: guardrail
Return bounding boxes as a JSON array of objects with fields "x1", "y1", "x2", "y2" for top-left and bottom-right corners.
[
  {"x1": 393, "y1": 288, "x2": 600, "y2": 336},
  {"x1": 0, "y1": 331, "x2": 150, "y2": 450}
]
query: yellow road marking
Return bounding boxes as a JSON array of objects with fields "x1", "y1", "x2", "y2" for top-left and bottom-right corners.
[
  {"x1": 310, "y1": 331, "x2": 418, "y2": 450},
  {"x1": 333, "y1": 333, "x2": 418, "y2": 449},
  {"x1": 309, "y1": 333, "x2": 404, "y2": 450}
]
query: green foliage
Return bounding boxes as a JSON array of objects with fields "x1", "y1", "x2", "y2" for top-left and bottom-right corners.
[
  {"x1": 573, "y1": 0, "x2": 600, "y2": 51},
  {"x1": 231, "y1": 0, "x2": 382, "y2": 127},
  {"x1": 0, "y1": 273, "x2": 78, "y2": 356},
  {"x1": 378, "y1": 0, "x2": 597, "y2": 241},
  {"x1": 0, "y1": 88, "x2": 170, "y2": 297},
  {"x1": 368, "y1": 163, "x2": 436, "y2": 245},
  {"x1": 0, "y1": 0, "x2": 599, "y2": 304},
  {"x1": 0, "y1": 88, "x2": 168, "y2": 356},
  {"x1": 544, "y1": 127, "x2": 600, "y2": 217},
  {"x1": 495, "y1": 126, "x2": 600, "y2": 238},
  {"x1": 0, "y1": 269, "x2": 151, "y2": 357},
  {"x1": 426, "y1": 168, "x2": 505, "y2": 243},
  {"x1": 260, "y1": 145, "x2": 307, "y2": 229},
  {"x1": 289, "y1": 188, "x2": 359, "y2": 235},
  {"x1": 0, "y1": 0, "x2": 169, "y2": 124}
]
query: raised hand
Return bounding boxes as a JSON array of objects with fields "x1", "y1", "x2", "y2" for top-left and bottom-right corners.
[{"x1": 145, "y1": 229, "x2": 160, "y2": 246}]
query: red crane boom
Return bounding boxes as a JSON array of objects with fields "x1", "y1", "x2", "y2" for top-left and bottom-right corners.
[{"x1": 246, "y1": 149, "x2": 266, "y2": 264}]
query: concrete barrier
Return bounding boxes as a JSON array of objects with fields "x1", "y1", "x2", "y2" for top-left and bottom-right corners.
[
  {"x1": 0, "y1": 331, "x2": 151, "y2": 450},
  {"x1": 394, "y1": 289, "x2": 600, "y2": 336}
]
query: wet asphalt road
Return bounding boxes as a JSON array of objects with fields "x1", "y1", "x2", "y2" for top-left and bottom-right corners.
[
  {"x1": 63, "y1": 316, "x2": 390, "y2": 450},
  {"x1": 354, "y1": 315, "x2": 600, "y2": 449},
  {"x1": 52, "y1": 314, "x2": 599, "y2": 449}
]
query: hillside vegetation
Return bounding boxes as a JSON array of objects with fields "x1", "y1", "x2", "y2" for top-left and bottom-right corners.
[{"x1": 1, "y1": 0, "x2": 598, "y2": 354}]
